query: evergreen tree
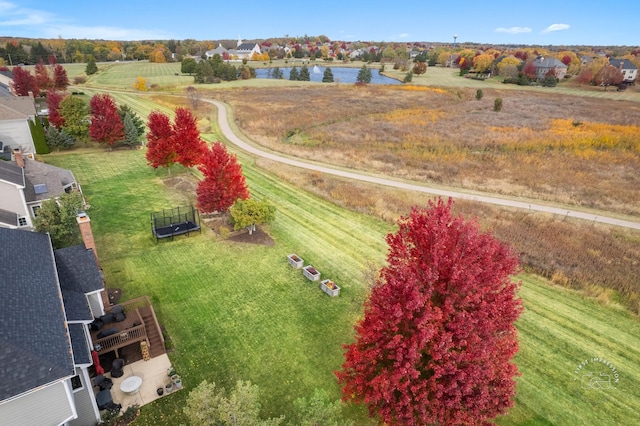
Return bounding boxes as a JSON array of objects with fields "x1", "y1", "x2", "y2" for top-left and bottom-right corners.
[
  {"x1": 322, "y1": 67, "x2": 334, "y2": 83},
  {"x1": 123, "y1": 113, "x2": 141, "y2": 147},
  {"x1": 85, "y1": 57, "x2": 98, "y2": 75},
  {"x1": 118, "y1": 104, "x2": 145, "y2": 138},
  {"x1": 45, "y1": 126, "x2": 75, "y2": 150},
  {"x1": 289, "y1": 65, "x2": 299, "y2": 81},
  {"x1": 356, "y1": 65, "x2": 372, "y2": 83},
  {"x1": 299, "y1": 65, "x2": 311, "y2": 81},
  {"x1": 270, "y1": 67, "x2": 284, "y2": 79}
]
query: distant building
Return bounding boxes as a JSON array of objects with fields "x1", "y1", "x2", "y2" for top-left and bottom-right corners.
[{"x1": 608, "y1": 58, "x2": 638, "y2": 83}]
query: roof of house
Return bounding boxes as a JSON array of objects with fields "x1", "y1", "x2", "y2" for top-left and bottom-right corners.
[
  {"x1": 535, "y1": 57, "x2": 567, "y2": 68},
  {"x1": 0, "y1": 228, "x2": 75, "y2": 402},
  {"x1": 23, "y1": 157, "x2": 77, "y2": 203},
  {"x1": 0, "y1": 82, "x2": 11, "y2": 97},
  {"x1": 0, "y1": 96, "x2": 36, "y2": 120},
  {"x1": 0, "y1": 159, "x2": 25, "y2": 187},
  {"x1": 0, "y1": 207, "x2": 18, "y2": 227},
  {"x1": 237, "y1": 43, "x2": 259, "y2": 51},
  {"x1": 55, "y1": 244, "x2": 103, "y2": 322},
  {"x1": 68, "y1": 323, "x2": 91, "y2": 365},
  {"x1": 609, "y1": 58, "x2": 637, "y2": 70},
  {"x1": 206, "y1": 44, "x2": 229, "y2": 56}
]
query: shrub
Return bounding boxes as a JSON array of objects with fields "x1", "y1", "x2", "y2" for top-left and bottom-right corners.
[
  {"x1": 476, "y1": 89, "x2": 483, "y2": 100},
  {"x1": 494, "y1": 98, "x2": 503, "y2": 112},
  {"x1": 73, "y1": 76, "x2": 86, "y2": 84},
  {"x1": 403, "y1": 71, "x2": 414, "y2": 83}
]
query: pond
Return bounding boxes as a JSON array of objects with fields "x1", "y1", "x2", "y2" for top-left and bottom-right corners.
[{"x1": 255, "y1": 65, "x2": 401, "y2": 85}]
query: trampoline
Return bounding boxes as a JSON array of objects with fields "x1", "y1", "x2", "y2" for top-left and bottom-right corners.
[{"x1": 151, "y1": 205, "x2": 201, "y2": 241}]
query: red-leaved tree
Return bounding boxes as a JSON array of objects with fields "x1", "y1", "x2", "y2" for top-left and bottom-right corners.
[
  {"x1": 46, "y1": 89, "x2": 65, "y2": 129},
  {"x1": 196, "y1": 141, "x2": 249, "y2": 213},
  {"x1": 52, "y1": 64, "x2": 69, "y2": 91},
  {"x1": 10, "y1": 66, "x2": 38, "y2": 96},
  {"x1": 89, "y1": 94, "x2": 124, "y2": 148},
  {"x1": 336, "y1": 198, "x2": 522, "y2": 426},
  {"x1": 146, "y1": 111, "x2": 177, "y2": 172},
  {"x1": 172, "y1": 107, "x2": 206, "y2": 167}
]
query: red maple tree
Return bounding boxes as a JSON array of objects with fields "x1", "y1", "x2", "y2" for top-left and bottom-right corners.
[
  {"x1": 89, "y1": 94, "x2": 124, "y2": 148},
  {"x1": 196, "y1": 141, "x2": 249, "y2": 213},
  {"x1": 336, "y1": 198, "x2": 522, "y2": 426},
  {"x1": 52, "y1": 64, "x2": 69, "y2": 91},
  {"x1": 10, "y1": 66, "x2": 38, "y2": 96},
  {"x1": 172, "y1": 107, "x2": 206, "y2": 167},
  {"x1": 145, "y1": 111, "x2": 177, "y2": 171},
  {"x1": 46, "y1": 89, "x2": 65, "y2": 129}
]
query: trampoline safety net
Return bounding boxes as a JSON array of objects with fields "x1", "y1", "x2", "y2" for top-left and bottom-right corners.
[{"x1": 150, "y1": 205, "x2": 201, "y2": 241}]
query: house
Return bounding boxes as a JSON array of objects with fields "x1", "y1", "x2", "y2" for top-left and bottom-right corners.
[
  {"x1": 229, "y1": 37, "x2": 261, "y2": 60},
  {"x1": 0, "y1": 151, "x2": 81, "y2": 229},
  {"x1": 534, "y1": 56, "x2": 568, "y2": 80},
  {"x1": 0, "y1": 95, "x2": 38, "y2": 154},
  {"x1": 0, "y1": 226, "x2": 107, "y2": 426},
  {"x1": 608, "y1": 58, "x2": 638, "y2": 83},
  {"x1": 0, "y1": 69, "x2": 13, "y2": 96},
  {"x1": 205, "y1": 44, "x2": 229, "y2": 59}
]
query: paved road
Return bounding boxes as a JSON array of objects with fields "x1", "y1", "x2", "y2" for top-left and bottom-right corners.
[{"x1": 206, "y1": 99, "x2": 640, "y2": 231}]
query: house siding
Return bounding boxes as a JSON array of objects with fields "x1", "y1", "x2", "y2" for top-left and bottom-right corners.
[
  {"x1": 68, "y1": 368, "x2": 100, "y2": 426},
  {"x1": 0, "y1": 118, "x2": 36, "y2": 153},
  {"x1": 0, "y1": 182, "x2": 31, "y2": 227},
  {"x1": 0, "y1": 381, "x2": 76, "y2": 426}
]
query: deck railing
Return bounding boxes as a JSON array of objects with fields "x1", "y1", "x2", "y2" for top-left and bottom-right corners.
[{"x1": 92, "y1": 296, "x2": 155, "y2": 355}]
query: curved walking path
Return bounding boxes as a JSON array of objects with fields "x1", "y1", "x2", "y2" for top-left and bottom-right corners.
[{"x1": 208, "y1": 99, "x2": 640, "y2": 230}]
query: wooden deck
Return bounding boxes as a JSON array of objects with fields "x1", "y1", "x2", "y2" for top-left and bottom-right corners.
[{"x1": 91, "y1": 296, "x2": 165, "y2": 359}]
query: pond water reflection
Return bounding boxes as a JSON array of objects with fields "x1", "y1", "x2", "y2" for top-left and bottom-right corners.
[{"x1": 255, "y1": 65, "x2": 401, "y2": 85}]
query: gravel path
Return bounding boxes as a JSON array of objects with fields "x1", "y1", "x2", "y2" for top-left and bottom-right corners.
[{"x1": 206, "y1": 99, "x2": 640, "y2": 231}]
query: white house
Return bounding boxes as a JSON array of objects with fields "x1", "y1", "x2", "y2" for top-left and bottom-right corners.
[
  {"x1": 608, "y1": 58, "x2": 638, "y2": 83},
  {"x1": 230, "y1": 37, "x2": 261, "y2": 59},
  {"x1": 0, "y1": 95, "x2": 38, "y2": 154},
  {"x1": 0, "y1": 227, "x2": 107, "y2": 426}
]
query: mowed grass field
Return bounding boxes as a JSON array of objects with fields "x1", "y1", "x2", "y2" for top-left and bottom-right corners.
[{"x1": 43, "y1": 142, "x2": 640, "y2": 425}]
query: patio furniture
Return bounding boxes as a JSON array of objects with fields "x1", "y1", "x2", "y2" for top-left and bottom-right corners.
[
  {"x1": 111, "y1": 358, "x2": 125, "y2": 378},
  {"x1": 96, "y1": 389, "x2": 113, "y2": 410},
  {"x1": 92, "y1": 374, "x2": 113, "y2": 390},
  {"x1": 120, "y1": 375, "x2": 143, "y2": 394},
  {"x1": 96, "y1": 327, "x2": 118, "y2": 339}
]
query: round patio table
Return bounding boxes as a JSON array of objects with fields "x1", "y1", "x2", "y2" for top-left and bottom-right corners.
[{"x1": 120, "y1": 375, "x2": 143, "y2": 394}]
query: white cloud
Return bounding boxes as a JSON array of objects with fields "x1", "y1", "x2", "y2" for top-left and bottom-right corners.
[
  {"x1": 541, "y1": 23, "x2": 570, "y2": 33},
  {"x1": 494, "y1": 27, "x2": 532, "y2": 34},
  {"x1": 398, "y1": 33, "x2": 410, "y2": 39}
]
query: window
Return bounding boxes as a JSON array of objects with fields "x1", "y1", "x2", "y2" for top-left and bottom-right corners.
[
  {"x1": 18, "y1": 217, "x2": 28, "y2": 227},
  {"x1": 71, "y1": 375, "x2": 83, "y2": 391},
  {"x1": 32, "y1": 205, "x2": 41, "y2": 217}
]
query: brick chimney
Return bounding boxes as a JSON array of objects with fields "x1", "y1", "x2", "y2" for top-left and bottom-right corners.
[
  {"x1": 13, "y1": 149, "x2": 24, "y2": 168},
  {"x1": 76, "y1": 211, "x2": 100, "y2": 268}
]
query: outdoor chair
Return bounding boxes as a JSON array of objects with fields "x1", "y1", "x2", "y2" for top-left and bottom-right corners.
[
  {"x1": 92, "y1": 374, "x2": 113, "y2": 390},
  {"x1": 111, "y1": 358, "x2": 125, "y2": 378}
]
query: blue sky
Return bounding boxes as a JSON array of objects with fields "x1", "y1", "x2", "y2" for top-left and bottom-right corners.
[{"x1": 1, "y1": 0, "x2": 638, "y2": 46}]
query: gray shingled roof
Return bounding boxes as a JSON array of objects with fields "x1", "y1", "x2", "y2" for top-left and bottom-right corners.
[
  {"x1": 55, "y1": 244, "x2": 103, "y2": 322},
  {"x1": 609, "y1": 58, "x2": 637, "y2": 70},
  {"x1": 0, "y1": 159, "x2": 25, "y2": 187},
  {"x1": 68, "y1": 323, "x2": 91, "y2": 365},
  {"x1": 0, "y1": 228, "x2": 75, "y2": 402},
  {"x1": 23, "y1": 157, "x2": 77, "y2": 203},
  {"x1": 237, "y1": 43, "x2": 258, "y2": 51},
  {"x1": 0, "y1": 96, "x2": 36, "y2": 120},
  {"x1": 0, "y1": 208, "x2": 18, "y2": 227}
]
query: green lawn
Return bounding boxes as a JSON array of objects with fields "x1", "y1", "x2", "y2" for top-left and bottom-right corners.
[{"x1": 42, "y1": 145, "x2": 640, "y2": 425}]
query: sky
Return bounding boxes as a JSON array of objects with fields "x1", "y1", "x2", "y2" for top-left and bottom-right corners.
[{"x1": 1, "y1": 0, "x2": 638, "y2": 46}]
